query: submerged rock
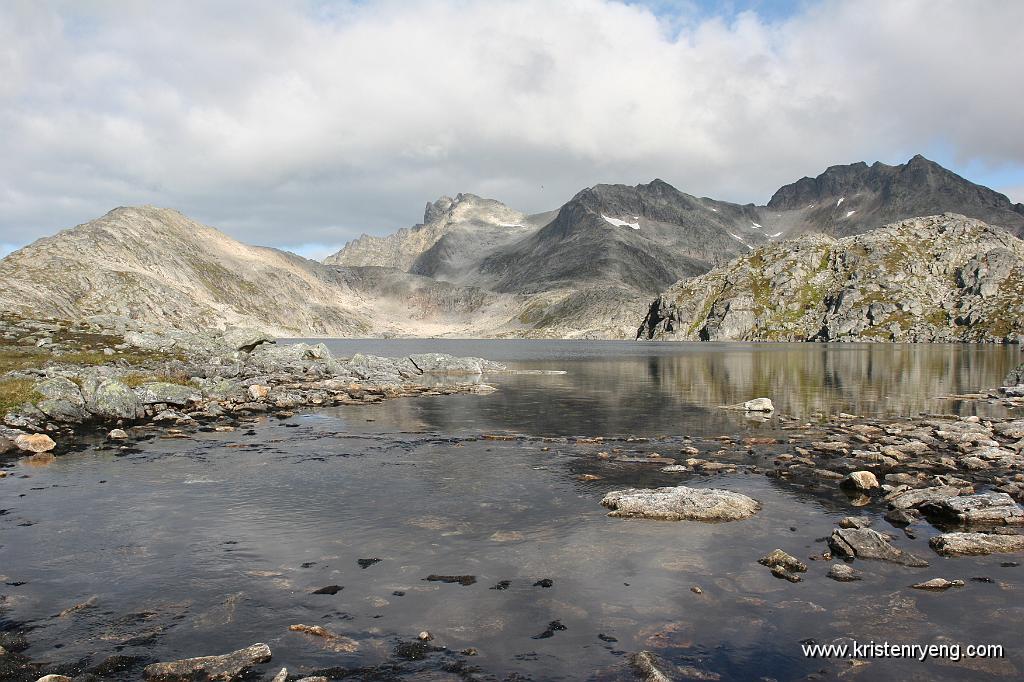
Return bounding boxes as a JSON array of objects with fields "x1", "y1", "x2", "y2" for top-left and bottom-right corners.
[
  {"x1": 929, "y1": 532, "x2": 1024, "y2": 557},
  {"x1": 142, "y1": 643, "x2": 271, "y2": 681},
  {"x1": 828, "y1": 528, "x2": 929, "y2": 567},
  {"x1": 630, "y1": 651, "x2": 674, "y2": 682},
  {"x1": 600, "y1": 486, "x2": 760, "y2": 522},
  {"x1": 911, "y1": 578, "x2": 964, "y2": 590},
  {"x1": 827, "y1": 563, "x2": 862, "y2": 582}
]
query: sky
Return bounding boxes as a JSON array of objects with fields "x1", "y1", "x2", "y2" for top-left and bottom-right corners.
[{"x1": 2, "y1": 0, "x2": 1023, "y2": 261}]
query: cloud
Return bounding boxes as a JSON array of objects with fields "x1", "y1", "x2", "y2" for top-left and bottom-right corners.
[{"x1": 2, "y1": 0, "x2": 1022, "y2": 254}]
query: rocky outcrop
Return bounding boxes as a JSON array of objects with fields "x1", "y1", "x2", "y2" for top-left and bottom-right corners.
[
  {"x1": 0, "y1": 315, "x2": 507, "y2": 449},
  {"x1": 639, "y1": 214, "x2": 1024, "y2": 343},
  {"x1": 600, "y1": 486, "x2": 760, "y2": 521}
]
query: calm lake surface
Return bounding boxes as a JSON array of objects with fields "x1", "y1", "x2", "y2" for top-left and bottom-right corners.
[{"x1": 1, "y1": 342, "x2": 1021, "y2": 681}]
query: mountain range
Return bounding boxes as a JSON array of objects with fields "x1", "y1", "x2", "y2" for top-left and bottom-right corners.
[{"x1": 2, "y1": 155, "x2": 1022, "y2": 339}]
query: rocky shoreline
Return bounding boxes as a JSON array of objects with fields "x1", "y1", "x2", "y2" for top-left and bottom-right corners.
[
  {"x1": 0, "y1": 314, "x2": 506, "y2": 460},
  {"x1": 3, "y1": 315, "x2": 1024, "y2": 681}
]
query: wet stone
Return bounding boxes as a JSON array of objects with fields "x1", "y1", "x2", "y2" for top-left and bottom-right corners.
[
  {"x1": 828, "y1": 528, "x2": 929, "y2": 567},
  {"x1": 827, "y1": 563, "x2": 862, "y2": 582},
  {"x1": 142, "y1": 643, "x2": 272, "y2": 681},
  {"x1": 600, "y1": 485, "x2": 760, "y2": 522},
  {"x1": 424, "y1": 574, "x2": 476, "y2": 586},
  {"x1": 311, "y1": 585, "x2": 343, "y2": 595}
]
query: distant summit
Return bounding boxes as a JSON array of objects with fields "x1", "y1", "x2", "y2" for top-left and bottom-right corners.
[{"x1": 767, "y1": 155, "x2": 1024, "y2": 237}]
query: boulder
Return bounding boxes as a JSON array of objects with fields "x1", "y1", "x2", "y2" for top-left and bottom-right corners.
[
  {"x1": 135, "y1": 382, "x2": 200, "y2": 406},
  {"x1": 929, "y1": 532, "x2": 1024, "y2": 557},
  {"x1": 87, "y1": 379, "x2": 141, "y2": 420},
  {"x1": 108, "y1": 428, "x2": 128, "y2": 440},
  {"x1": 600, "y1": 486, "x2": 760, "y2": 522},
  {"x1": 143, "y1": 643, "x2": 271, "y2": 681},
  {"x1": 841, "y1": 471, "x2": 879, "y2": 492},
  {"x1": 921, "y1": 492, "x2": 1024, "y2": 527},
  {"x1": 248, "y1": 385, "x2": 271, "y2": 401},
  {"x1": 34, "y1": 377, "x2": 87, "y2": 422},
  {"x1": 758, "y1": 549, "x2": 808, "y2": 574},
  {"x1": 14, "y1": 433, "x2": 56, "y2": 453},
  {"x1": 828, "y1": 528, "x2": 929, "y2": 567}
]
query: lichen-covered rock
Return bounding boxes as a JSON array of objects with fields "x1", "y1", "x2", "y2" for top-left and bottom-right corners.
[
  {"x1": 600, "y1": 486, "x2": 760, "y2": 522},
  {"x1": 134, "y1": 382, "x2": 200, "y2": 406},
  {"x1": 87, "y1": 379, "x2": 141, "y2": 420},
  {"x1": 828, "y1": 527, "x2": 929, "y2": 567},
  {"x1": 929, "y1": 532, "x2": 1024, "y2": 556},
  {"x1": 142, "y1": 643, "x2": 271, "y2": 681},
  {"x1": 34, "y1": 376, "x2": 88, "y2": 422}
]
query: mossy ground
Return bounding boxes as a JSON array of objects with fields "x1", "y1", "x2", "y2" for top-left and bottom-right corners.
[{"x1": 0, "y1": 378, "x2": 40, "y2": 414}]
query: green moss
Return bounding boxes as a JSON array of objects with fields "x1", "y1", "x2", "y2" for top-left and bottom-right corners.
[
  {"x1": 120, "y1": 372, "x2": 193, "y2": 388},
  {"x1": 0, "y1": 378, "x2": 40, "y2": 414}
]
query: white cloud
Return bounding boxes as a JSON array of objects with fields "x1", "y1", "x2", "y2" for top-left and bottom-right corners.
[{"x1": 1, "y1": 0, "x2": 1022, "y2": 253}]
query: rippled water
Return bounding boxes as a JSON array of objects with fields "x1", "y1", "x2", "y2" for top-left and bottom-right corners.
[{"x1": 1, "y1": 342, "x2": 1021, "y2": 681}]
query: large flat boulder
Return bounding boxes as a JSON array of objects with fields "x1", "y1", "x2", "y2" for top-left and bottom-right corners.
[
  {"x1": 885, "y1": 485, "x2": 962, "y2": 510},
  {"x1": 920, "y1": 492, "x2": 1024, "y2": 527},
  {"x1": 600, "y1": 486, "x2": 760, "y2": 522},
  {"x1": 929, "y1": 532, "x2": 1024, "y2": 557}
]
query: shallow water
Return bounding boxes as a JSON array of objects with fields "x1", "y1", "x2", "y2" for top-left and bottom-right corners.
[
  {"x1": 304, "y1": 339, "x2": 1021, "y2": 436},
  {"x1": 1, "y1": 342, "x2": 1022, "y2": 681}
]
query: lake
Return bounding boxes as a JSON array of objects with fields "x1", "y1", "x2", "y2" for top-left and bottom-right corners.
[{"x1": 1, "y1": 341, "x2": 1021, "y2": 680}]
